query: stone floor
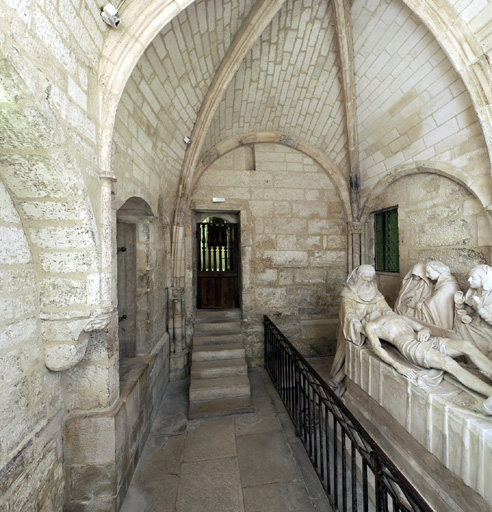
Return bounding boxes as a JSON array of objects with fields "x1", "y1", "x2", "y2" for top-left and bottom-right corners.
[{"x1": 120, "y1": 366, "x2": 334, "y2": 512}]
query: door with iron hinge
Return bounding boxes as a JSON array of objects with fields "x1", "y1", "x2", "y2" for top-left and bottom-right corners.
[{"x1": 197, "y1": 220, "x2": 239, "y2": 309}]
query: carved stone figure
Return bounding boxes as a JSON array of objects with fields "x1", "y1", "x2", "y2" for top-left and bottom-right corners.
[
  {"x1": 394, "y1": 262, "x2": 433, "y2": 318},
  {"x1": 364, "y1": 312, "x2": 492, "y2": 414},
  {"x1": 415, "y1": 261, "x2": 460, "y2": 330},
  {"x1": 454, "y1": 265, "x2": 492, "y2": 357},
  {"x1": 329, "y1": 265, "x2": 393, "y2": 396}
]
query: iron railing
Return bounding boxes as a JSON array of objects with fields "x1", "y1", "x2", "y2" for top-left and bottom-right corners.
[{"x1": 264, "y1": 316, "x2": 432, "y2": 512}]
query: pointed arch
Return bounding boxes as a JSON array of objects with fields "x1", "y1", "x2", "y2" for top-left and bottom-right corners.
[
  {"x1": 172, "y1": 0, "x2": 287, "y2": 226},
  {"x1": 98, "y1": 0, "x2": 195, "y2": 177},
  {"x1": 361, "y1": 161, "x2": 492, "y2": 222},
  {"x1": 193, "y1": 131, "x2": 352, "y2": 221},
  {"x1": 403, "y1": 0, "x2": 492, "y2": 177}
]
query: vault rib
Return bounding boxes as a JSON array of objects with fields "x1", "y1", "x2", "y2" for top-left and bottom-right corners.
[{"x1": 171, "y1": 0, "x2": 287, "y2": 285}]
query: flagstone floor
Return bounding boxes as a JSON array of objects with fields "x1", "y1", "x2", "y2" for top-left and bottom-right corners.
[{"x1": 120, "y1": 365, "x2": 334, "y2": 512}]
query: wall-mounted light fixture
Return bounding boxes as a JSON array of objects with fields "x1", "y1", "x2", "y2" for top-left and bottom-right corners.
[
  {"x1": 101, "y1": 3, "x2": 120, "y2": 27},
  {"x1": 184, "y1": 136, "x2": 192, "y2": 145}
]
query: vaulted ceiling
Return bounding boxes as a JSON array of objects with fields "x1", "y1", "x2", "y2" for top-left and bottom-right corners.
[{"x1": 116, "y1": 0, "x2": 489, "y2": 216}]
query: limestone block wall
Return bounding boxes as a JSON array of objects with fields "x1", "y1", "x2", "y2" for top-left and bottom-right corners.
[
  {"x1": 364, "y1": 173, "x2": 491, "y2": 305},
  {"x1": 450, "y1": 0, "x2": 492, "y2": 60},
  {"x1": 0, "y1": 181, "x2": 65, "y2": 509},
  {"x1": 353, "y1": 0, "x2": 492, "y2": 204},
  {"x1": 1, "y1": 1, "x2": 173, "y2": 508},
  {"x1": 112, "y1": 0, "x2": 256, "y2": 222},
  {"x1": 205, "y1": 0, "x2": 350, "y2": 177},
  {"x1": 188, "y1": 143, "x2": 348, "y2": 364},
  {"x1": 1, "y1": 0, "x2": 119, "y2": 409}
]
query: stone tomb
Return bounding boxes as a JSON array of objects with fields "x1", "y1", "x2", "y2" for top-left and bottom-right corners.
[{"x1": 346, "y1": 342, "x2": 492, "y2": 506}]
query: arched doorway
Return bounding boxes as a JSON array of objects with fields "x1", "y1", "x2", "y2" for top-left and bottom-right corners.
[{"x1": 196, "y1": 213, "x2": 240, "y2": 309}]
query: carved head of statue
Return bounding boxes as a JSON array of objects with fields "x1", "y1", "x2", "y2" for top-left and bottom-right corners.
[
  {"x1": 425, "y1": 261, "x2": 450, "y2": 281},
  {"x1": 346, "y1": 265, "x2": 379, "y2": 302},
  {"x1": 469, "y1": 265, "x2": 492, "y2": 292}
]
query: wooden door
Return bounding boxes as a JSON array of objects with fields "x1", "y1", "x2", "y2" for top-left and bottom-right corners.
[
  {"x1": 117, "y1": 222, "x2": 136, "y2": 358},
  {"x1": 197, "y1": 221, "x2": 239, "y2": 308}
]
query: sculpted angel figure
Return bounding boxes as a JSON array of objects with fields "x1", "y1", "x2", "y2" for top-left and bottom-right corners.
[
  {"x1": 394, "y1": 262, "x2": 433, "y2": 318},
  {"x1": 329, "y1": 265, "x2": 393, "y2": 396},
  {"x1": 363, "y1": 311, "x2": 492, "y2": 415},
  {"x1": 454, "y1": 265, "x2": 492, "y2": 357},
  {"x1": 415, "y1": 261, "x2": 460, "y2": 330}
]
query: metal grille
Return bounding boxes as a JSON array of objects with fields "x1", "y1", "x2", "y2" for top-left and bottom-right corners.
[
  {"x1": 198, "y1": 222, "x2": 236, "y2": 272},
  {"x1": 375, "y1": 208, "x2": 399, "y2": 273},
  {"x1": 264, "y1": 316, "x2": 431, "y2": 512}
]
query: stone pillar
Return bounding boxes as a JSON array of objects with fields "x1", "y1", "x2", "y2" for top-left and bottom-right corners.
[
  {"x1": 169, "y1": 286, "x2": 188, "y2": 380},
  {"x1": 101, "y1": 173, "x2": 116, "y2": 309},
  {"x1": 349, "y1": 221, "x2": 362, "y2": 270}
]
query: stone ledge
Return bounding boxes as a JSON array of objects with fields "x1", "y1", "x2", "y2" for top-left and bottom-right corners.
[
  {"x1": 346, "y1": 342, "x2": 492, "y2": 506},
  {"x1": 64, "y1": 335, "x2": 170, "y2": 511}
]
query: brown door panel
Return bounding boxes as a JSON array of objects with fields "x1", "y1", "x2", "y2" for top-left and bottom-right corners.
[{"x1": 197, "y1": 221, "x2": 240, "y2": 309}]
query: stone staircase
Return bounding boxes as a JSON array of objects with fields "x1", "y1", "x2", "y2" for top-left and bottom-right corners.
[{"x1": 188, "y1": 309, "x2": 254, "y2": 419}]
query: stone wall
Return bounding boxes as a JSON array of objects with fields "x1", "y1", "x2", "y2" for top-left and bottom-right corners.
[
  {"x1": 1, "y1": 0, "x2": 173, "y2": 508},
  {"x1": 364, "y1": 172, "x2": 492, "y2": 305},
  {"x1": 111, "y1": 0, "x2": 256, "y2": 223},
  {"x1": 204, "y1": 0, "x2": 349, "y2": 177},
  {"x1": 0, "y1": 181, "x2": 65, "y2": 509},
  {"x1": 353, "y1": 0, "x2": 491, "y2": 202},
  {"x1": 188, "y1": 143, "x2": 348, "y2": 364}
]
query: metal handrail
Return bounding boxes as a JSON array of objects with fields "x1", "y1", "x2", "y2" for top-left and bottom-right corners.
[{"x1": 264, "y1": 315, "x2": 432, "y2": 512}]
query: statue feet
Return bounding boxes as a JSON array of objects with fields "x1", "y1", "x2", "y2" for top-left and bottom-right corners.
[{"x1": 483, "y1": 396, "x2": 492, "y2": 415}]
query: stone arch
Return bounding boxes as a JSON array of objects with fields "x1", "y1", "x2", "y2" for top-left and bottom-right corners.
[
  {"x1": 361, "y1": 161, "x2": 492, "y2": 222},
  {"x1": 403, "y1": 0, "x2": 492, "y2": 172},
  {"x1": 98, "y1": 0, "x2": 195, "y2": 176},
  {"x1": 0, "y1": 57, "x2": 106, "y2": 372},
  {"x1": 362, "y1": 161, "x2": 492, "y2": 300},
  {"x1": 170, "y1": 130, "x2": 352, "y2": 290},
  {"x1": 194, "y1": 131, "x2": 352, "y2": 221},
  {"x1": 98, "y1": 0, "x2": 492, "y2": 196}
]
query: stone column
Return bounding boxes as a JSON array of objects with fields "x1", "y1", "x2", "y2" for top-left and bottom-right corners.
[
  {"x1": 169, "y1": 285, "x2": 188, "y2": 380},
  {"x1": 349, "y1": 221, "x2": 362, "y2": 270},
  {"x1": 101, "y1": 173, "x2": 117, "y2": 310}
]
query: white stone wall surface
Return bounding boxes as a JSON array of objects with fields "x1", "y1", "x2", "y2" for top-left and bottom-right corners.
[
  {"x1": 189, "y1": 144, "x2": 347, "y2": 363},
  {"x1": 365, "y1": 172, "x2": 491, "y2": 303},
  {"x1": 0, "y1": 181, "x2": 65, "y2": 510},
  {"x1": 205, "y1": 0, "x2": 349, "y2": 177},
  {"x1": 352, "y1": 0, "x2": 492, "y2": 203}
]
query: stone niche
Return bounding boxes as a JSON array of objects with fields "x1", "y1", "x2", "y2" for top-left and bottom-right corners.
[{"x1": 346, "y1": 342, "x2": 492, "y2": 507}]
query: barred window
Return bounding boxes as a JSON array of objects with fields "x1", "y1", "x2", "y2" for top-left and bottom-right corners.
[{"x1": 374, "y1": 208, "x2": 399, "y2": 272}]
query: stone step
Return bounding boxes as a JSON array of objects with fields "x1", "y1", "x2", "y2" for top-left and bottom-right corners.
[
  {"x1": 194, "y1": 320, "x2": 241, "y2": 334},
  {"x1": 193, "y1": 333, "x2": 243, "y2": 346},
  {"x1": 191, "y1": 359, "x2": 248, "y2": 379},
  {"x1": 189, "y1": 375, "x2": 251, "y2": 402},
  {"x1": 188, "y1": 396, "x2": 254, "y2": 419},
  {"x1": 192, "y1": 343, "x2": 245, "y2": 362},
  {"x1": 195, "y1": 309, "x2": 241, "y2": 321}
]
